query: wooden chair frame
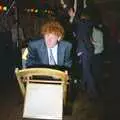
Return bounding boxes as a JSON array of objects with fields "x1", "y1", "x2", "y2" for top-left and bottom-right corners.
[{"x1": 15, "y1": 68, "x2": 69, "y2": 105}]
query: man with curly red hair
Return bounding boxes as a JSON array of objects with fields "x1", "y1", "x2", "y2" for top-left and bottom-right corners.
[{"x1": 26, "y1": 20, "x2": 72, "y2": 69}]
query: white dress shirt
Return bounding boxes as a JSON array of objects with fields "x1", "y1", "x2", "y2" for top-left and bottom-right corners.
[
  {"x1": 92, "y1": 27, "x2": 104, "y2": 54},
  {"x1": 47, "y1": 44, "x2": 58, "y2": 65}
]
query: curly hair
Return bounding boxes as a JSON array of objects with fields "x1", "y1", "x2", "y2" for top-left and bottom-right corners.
[{"x1": 41, "y1": 20, "x2": 64, "y2": 40}]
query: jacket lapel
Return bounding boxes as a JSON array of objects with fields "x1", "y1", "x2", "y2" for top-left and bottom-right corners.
[
  {"x1": 57, "y1": 42, "x2": 64, "y2": 66},
  {"x1": 40, "y1": 40, "x2": 49, "y2": 65},
  {"x1": 38, "y1": 40, "x2": 65, "y2": 66}
]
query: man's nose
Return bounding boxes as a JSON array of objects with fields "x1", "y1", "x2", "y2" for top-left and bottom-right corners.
[{"x1": 48, "y1": 36, "x2": 53, "y2": 41}]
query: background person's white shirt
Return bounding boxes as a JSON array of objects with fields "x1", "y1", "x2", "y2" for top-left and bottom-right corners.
[
  {"x1": 47, "y1": 44, "x2": 58, "y2": 65},
  {"x1": 92, "y1": 27, "x2": 104, "y2": 54}
]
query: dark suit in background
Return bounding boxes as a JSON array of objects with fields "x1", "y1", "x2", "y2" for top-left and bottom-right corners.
[{"x1": 73, "y1": 18, "x2": 97, "y2": 98}]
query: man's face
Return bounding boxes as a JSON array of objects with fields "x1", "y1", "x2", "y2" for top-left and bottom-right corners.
[{"x1": 44, "y1": 33, "x2": 59, "y2": 48}]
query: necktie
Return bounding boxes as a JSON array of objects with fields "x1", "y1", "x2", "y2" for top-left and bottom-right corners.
[{"x1": 49, "y1": 48, "x2": 56, "y2": 65}]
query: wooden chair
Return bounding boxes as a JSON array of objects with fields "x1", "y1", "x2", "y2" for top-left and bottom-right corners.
[{"x1": 15, "y1": 68, "x2": 69, "y2": 119}]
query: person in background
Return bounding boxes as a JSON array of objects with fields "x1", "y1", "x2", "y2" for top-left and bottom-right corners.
[
  {"x1": 68, "y1": 8, "x2": 98, "y2": 99},
  {"x1": 92, "y1": 24, "x2": 104, "y2": 94},
  {"x1": 11, "y1": 19, "x2": 25, "y2": 69}
]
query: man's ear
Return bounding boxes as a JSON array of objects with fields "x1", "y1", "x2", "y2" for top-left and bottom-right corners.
[{"x1": 58, "y1": 37, "x2": 61, "y2": 41}]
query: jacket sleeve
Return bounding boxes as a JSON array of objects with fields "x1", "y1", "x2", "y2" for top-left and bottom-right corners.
[
  {"x1": 64, "y1": 42, "x2": 72, "y2": 68},
  {"x1": 26, "y1": 41, "x2": 39, "y2": 67}
]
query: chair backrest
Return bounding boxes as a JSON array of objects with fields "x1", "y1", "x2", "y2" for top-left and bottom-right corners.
[
  {"x1": 15, "y1": 68, "x2": 69, "y2": 105},
  {"x1": 23, "y1": 81, "x2": 64, "y2": 119}
]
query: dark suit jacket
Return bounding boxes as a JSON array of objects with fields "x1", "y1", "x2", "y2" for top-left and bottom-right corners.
[
  {"x1": 73, "y1": 18, "x2": 94, "y2": 55},
  {"x1": 26, "y1": 39, "x2": 72, "y2": 68}
]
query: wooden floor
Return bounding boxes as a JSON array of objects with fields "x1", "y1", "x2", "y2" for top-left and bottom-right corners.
[{"x1": 0, "y1": 57, "x2": 120, "y2": 120}]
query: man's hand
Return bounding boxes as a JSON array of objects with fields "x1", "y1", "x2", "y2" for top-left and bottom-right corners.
[{"x1": 68, "y1": 8, "x2": 76, "y2": 17}]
